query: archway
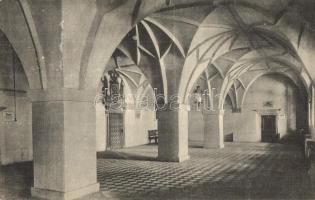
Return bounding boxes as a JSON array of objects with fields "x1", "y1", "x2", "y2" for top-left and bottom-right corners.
[
  {"x1": 0, "y1": 30, "x2": 32, "y2": 165},
  {"x1": 223, "y1": 73, "x2": 308, "y2": 144},
  {"x1": 95, "y1": 49, "x2": 158, "y2": 160},
  {"x1": 0, "y1": 28, "x2": 33, "y2": 199},
  {"x1": 187, "y1": 73, "x2": 209, "y2": 147}
]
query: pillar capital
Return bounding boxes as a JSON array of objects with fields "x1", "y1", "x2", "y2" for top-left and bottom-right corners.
[
  {"x1": 28, "y1": 88, "x2": 97, "y2": 103},
  {"x1": 202, "y1": 109, "x2": 225, "y2": 116}
]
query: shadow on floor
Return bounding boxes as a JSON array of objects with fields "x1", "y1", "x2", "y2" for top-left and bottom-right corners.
[
  {"x1": 82, "y1": 179, "x2": 315, "y2": 200},
  {"x1": 97, "y1": 144, "x2": 159, "y2": 161},
  {"x1": 97, "y1": 150, "x2": 158, "y2": 161},
  {"x1": 1, "y1": 142, "x2": 314, "y2": 200},
  {"x1": 0, "y1": 162, "x2": 33, "y2": 200},
  {"x1": 95, "y1": 142, "x2": 314, "y2": 200}
]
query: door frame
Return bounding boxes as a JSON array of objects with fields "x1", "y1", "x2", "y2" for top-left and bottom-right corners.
[{"x1": 254, "y1": 109, "x2": 284, "y2": 142}]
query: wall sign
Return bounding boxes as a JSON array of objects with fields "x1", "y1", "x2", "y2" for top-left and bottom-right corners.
[{"x1": 3, "y1": 111, "x2": 15, "y2": 122}]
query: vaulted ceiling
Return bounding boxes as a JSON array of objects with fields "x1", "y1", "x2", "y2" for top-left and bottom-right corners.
[
  {"x1": 0, "y1": 0, "x2": 314, "y2": 108},
  {"x1": 108, "y1": 0, "x2": 313, "y2": 108},
  {"x1": 0, "y1": 30, "x2": 29, "y2": 92}
]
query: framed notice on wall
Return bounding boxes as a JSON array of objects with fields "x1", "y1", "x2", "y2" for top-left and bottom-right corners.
[{"x1": 3, "y1": 111, "x2": 15, "y2": 122}]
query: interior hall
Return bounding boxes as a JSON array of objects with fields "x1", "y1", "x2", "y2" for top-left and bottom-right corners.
[{"x1": 0, "y1": 0, "x2": 315, "y2": 199}]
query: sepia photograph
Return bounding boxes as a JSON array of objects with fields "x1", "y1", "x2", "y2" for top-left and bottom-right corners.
[{"x1": 1, "y1": 0, "x2": 315, "y2": 199}]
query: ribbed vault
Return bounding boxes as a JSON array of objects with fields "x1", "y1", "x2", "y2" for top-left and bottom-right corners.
[
  {"x1": 99, "y1": 49, "x2": 154, "y2": 108},
  {"x1": 145, "y1": 0, "x2": 313, "y2": 108},
  {"x1": 1, "y1": 0, "x2": 314, "y2": 105},
  {"x1": 113, "y1": 0, "x2": 313, "y2": 110}
]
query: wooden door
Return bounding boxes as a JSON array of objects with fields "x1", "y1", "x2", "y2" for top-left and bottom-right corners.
[
  {"x1": 108, "y1": 113, "x2": 124, "y2": 149},
  {"x1": 261, "y1": 115, "x2": 277, "y2": 143}
]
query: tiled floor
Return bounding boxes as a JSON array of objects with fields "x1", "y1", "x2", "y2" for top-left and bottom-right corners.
[
  {"x1": 0, "y1": 142, "x2": 314, "y2": 200},
  {"x1": 95, "y1": 143, "x2": 313, "y2": 200}
]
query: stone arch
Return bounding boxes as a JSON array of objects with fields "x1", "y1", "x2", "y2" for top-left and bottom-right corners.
[
  {"x1": 98, "y1": 48, "x2": 158, "y2": 109},
  {"x1": 18, "y1": 0, "x2": 47, "y2": 89},
  {"x1": 218, "y1": 54, "x2": 312, "y2": 110},
  {"x1": 0, "y1": 20, "x2": 43, "y2": 89},
  {"x1": 81, "y1": 0, "x2": 170, "y2": 90},
  {"x1": 178, "y1": 1, "x2": 315, "y2": 108},
  {"x1": 240, "y1": 71, "x2": 309, "y2": 109}
]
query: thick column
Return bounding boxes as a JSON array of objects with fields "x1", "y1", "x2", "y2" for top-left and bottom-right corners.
[
  {"x1": 96, "y1": 102, "x2": 107, "y2": 152},
  {"x1": 306, "y1": 140, "x2": 315, "y2": 189},
  {"x1": 203, "y1": 110, "x2": 224, "y2": 149},
  {"x1": 29, "y1": 89, "x2": 99, "y2": 200},
  {"x1": 157, "y1": 105, "x2": 190, "y2": 162}
]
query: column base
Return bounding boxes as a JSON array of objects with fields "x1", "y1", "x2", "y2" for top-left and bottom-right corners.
[
  {"x1": 204, "y1": 143, "x2": 224, "y2": 149},
  {"x1": 31, "y1": 183, "x2": 100, "y2": 200},
  {"x1": 158, "y1": 154, "x2": 190, "y2": 162}
]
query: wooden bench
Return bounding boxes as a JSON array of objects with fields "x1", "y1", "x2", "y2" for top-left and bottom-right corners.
[
  {"x1": 224, "y1": 133, "x2": 233, "y2": 142},
  {"x1": 148, "y1": 130, "x2": 158, "y2": 144}
]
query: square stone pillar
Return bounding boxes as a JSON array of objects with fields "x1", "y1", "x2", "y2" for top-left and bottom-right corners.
[
  {"x1": 29, "y1": 89, "x2": 99, "y2": 200},
  {"x1": 157, "y1": 105, "x2": 190, "y2": 162},
  {"x1": 203, "y1": 110, "x2": 225, "y2": 149},
  {"x1": 96, "y1": 102, "x2": 107, "y2": 152},
  {"x1": 306, "y1": 140, "x2": 315, "y2": 189}
]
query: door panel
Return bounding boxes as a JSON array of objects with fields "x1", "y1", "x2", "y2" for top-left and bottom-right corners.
[
  {"x1": 108, "y1": 113, "x2": 124, "y2": 149},
  {"x1": 261, "y1": 115, "x2": 277, "y2": 143}
]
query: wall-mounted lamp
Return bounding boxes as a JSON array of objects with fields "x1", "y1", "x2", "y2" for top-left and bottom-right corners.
[{"x1": 132, "y1": 35, "x2": 137, "y2": 41}]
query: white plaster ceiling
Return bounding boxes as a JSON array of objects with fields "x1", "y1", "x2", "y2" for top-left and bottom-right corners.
[{"x1": 112, "y1": 0, "x2": 312, "y2": 106}]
